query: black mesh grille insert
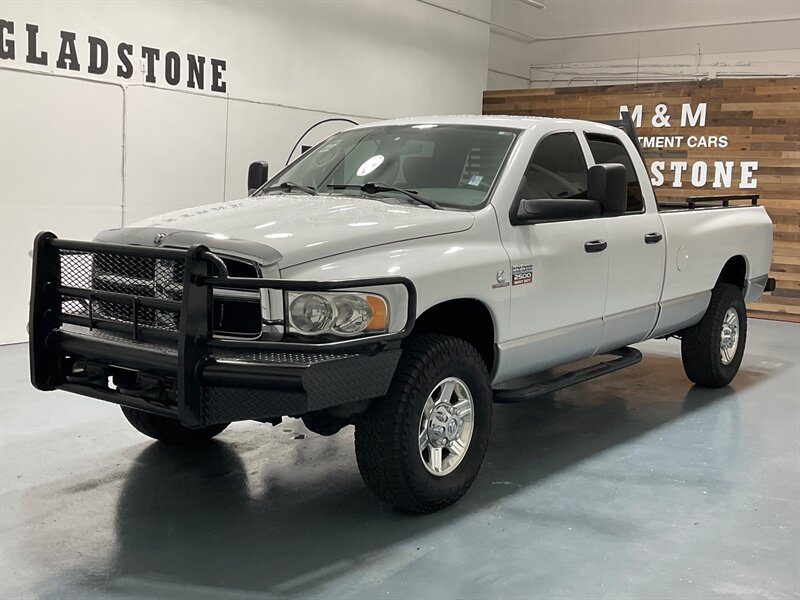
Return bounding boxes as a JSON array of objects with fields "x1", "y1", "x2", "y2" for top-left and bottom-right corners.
[
  {"x1": 60, "y1": 250, "x2": 184, "y2": 298},
  {"x1": 58, "y1": 249, "x2": 185, "y2": 332},
  {"x1": 57, "y1": 249, "x2": 261, "y2": 336},
  {"x1": 60, "y1": 296, "x2": 181, "y2": 331}
]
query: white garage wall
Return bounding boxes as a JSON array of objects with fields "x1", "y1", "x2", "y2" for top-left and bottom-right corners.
[
  {"x1": 122, "y1": 86, "x2": 229, "y2": 224},
  {"x1": 487, "y1": 29, "x2": 530, "y2": 89},
  {"x1": 0, "y1": 0, "x2": 492, "y2": 343},
  {"x1": 487, "y1": 0, "x2": 800, "y2": 89},
  {"x1": 0, "y1": 70, "x2": 124, "y2": 342}
]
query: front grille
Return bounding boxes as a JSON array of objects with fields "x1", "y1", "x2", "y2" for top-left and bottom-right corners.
[
  {"x1": 61, "y1": 295, "x2": 181, "y2": 331},
  {"x1": 58, "y1": 249, "x2": 184, "y2": 332},
  {"x1": 92, "y1": 254, "x2": 184, "y2": 295},
  {"x1": 60, "y1": 250, "x2": 184, "y2": 298},
  {"x1": 58, "y1": 249, "x2": 262, "y2": 336}
]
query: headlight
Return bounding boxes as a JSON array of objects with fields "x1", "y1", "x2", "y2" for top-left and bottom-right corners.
[
  {"x1": 287, "y1": 292, "x2": 389, "y2": 337},
  {"x1": 288, "y1": 293, "x2": 334, "y2": 333}
]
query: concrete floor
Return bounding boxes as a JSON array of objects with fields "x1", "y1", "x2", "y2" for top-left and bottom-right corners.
[{"x1": 1, "y1": 319, "x2": 798, "y2": 599}]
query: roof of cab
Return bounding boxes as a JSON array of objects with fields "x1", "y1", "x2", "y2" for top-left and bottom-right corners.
[{"x1": 352, "y1": 114, "x2": 594, "y2": 130}]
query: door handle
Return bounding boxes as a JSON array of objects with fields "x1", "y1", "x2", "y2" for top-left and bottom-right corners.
[
  {"x1": 644, "y1": 232, "x2": 663, "y2": 244},
  {"x1": 584, "y1": 240, "x2": 608, "y2": 253}
]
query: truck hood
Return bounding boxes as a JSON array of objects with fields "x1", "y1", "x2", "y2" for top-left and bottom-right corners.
[{"x1": 111, "y1": 194, "x2": 474, "y2": 267}]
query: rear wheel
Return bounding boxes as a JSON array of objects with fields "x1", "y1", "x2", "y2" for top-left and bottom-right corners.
[
  {"x1": 354, "y1": 334, "x2": 492, "y2": 513},
  {"x1": 681, "y1": 282, "x2": 747, "y2": 388},
  {"x1": 121, "y1": 406, "x2": 229, "y2": 446}
]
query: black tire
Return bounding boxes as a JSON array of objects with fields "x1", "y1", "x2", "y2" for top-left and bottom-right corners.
[
  {"x1": 121, "y1": 406, "x2": 229, "y2": 446},
  {"x1": 354, "y1": 334, "x2": 492, "y2": 513},
  {"x1": 681, "y1": 282, "x2": 747, "y2": 388}
]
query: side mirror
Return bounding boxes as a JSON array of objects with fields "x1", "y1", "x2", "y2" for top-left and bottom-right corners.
[
  {"x1": 248, "y1": 161, "x2": 269, "y2": 195},
  {"x1": 515, "y1": 198, "x2": 601, "y2": 224},
  {"x1": 587, "y1": 163, "x2": 627, "y2": 216}
]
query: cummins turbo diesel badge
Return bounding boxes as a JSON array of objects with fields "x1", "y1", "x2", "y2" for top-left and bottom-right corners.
[{"x1": 512, "y1": 264, "x2": 533, "y2": 286}]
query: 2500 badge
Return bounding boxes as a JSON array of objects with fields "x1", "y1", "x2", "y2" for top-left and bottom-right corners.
[{"x1": 512, "y1": 264, "x2": 533, "y2": 286}]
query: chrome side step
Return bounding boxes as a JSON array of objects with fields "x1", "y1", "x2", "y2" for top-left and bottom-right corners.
[{"x1": 493, "y1": 347, "x2": 642, "y2": 403}]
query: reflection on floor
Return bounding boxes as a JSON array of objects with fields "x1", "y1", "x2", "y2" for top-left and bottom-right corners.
[{"x1": 1, "y1": 319, "x2": 798, "y2": 599}]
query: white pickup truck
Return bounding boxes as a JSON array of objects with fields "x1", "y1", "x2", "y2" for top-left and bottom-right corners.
[{"x1": 30, "y1": 115, "x2": 775, "y2": 512}]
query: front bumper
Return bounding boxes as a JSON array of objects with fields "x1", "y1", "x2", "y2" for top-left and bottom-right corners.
[{"x1": 29, "y1": 233, "x2": 415, "y2": 427}]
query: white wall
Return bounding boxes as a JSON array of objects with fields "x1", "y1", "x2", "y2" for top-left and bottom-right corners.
[
  {"x1": 487, "y1": 31, "x2": 530, "y2": 89},
  {"x1": 0, "y1": 0, "x2": 492, "y2": 343},
  {"x1": 487, "y1": 0, "x2": 800, "y2": 89}
]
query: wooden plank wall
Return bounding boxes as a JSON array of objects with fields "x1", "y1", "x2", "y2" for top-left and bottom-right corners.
[{"x1": 483, "y1": 78, "x2": 800, "y2": 323}]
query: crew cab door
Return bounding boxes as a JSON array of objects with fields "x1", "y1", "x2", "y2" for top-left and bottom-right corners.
[
  {"x1": 581, "y1": 127, "x2": 667, "y2": 352},
  {"x1": 493, "y1": 131, "x2": 609, "y2": 384}
]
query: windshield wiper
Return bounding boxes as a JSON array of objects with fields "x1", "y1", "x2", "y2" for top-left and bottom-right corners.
[
  {"x1": 327, "y1": 182, "x2": 441, "y2": 209},
  {"x1": 260, "y1": 181, "x2": 317, "y2": 195}
]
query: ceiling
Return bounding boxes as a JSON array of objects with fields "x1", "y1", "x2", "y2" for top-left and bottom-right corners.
[{"x1": 489, "y1": 0, "x2": 800, "y2": 41}]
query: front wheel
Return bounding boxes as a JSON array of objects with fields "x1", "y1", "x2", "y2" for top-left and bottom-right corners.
[
  {"x1": 354, "y1": 334, "x2": 492, "y2": 513},
  {"x1": 681, "y1": 282, "x2": 747, "y2": 388},
  {"x1": 121, "y1": 406, "x2": 229, "y2": 446}
]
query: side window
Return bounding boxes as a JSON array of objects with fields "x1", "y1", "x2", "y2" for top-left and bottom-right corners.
[
  {"x1": 586, "y1": 134, "x2": 644, "y2": 212},
  {"x1": 521, "y1": 132, "x2": 588, "y2": 200}
]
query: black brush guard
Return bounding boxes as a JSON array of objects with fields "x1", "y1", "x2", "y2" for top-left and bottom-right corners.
[{"x1": 29, "y1": 232, "x2": 416, "y2": 428}]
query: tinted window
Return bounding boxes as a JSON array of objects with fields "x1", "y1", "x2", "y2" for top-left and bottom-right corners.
[
  {"x1": 520, "y1": 133, "x2": 588, "y2": 200},
  {"x1": 586, "y1": 134, "x2": 644, "y2": 212}
]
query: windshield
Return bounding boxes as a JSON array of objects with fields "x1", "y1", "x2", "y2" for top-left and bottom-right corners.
[{"x1": 260, "y1": 124, "x2": 520, "y2": 209}]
